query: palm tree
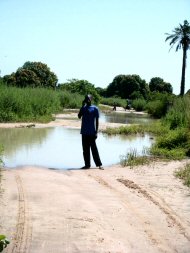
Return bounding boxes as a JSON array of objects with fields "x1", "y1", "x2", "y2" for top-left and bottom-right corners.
[{"x1": 165, "y1": 20, "x2": 190, "y2": 96}]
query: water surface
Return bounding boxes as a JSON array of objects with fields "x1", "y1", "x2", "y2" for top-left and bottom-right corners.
[{"x1": 1, "y1": 127, "x2": 153, "y2": 169}]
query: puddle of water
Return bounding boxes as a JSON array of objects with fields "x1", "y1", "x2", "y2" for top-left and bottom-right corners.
[
  {"x1": 100, "y1": 112, "x2": 154, "y2": 124},
  {"x1": 0, "y1": 127, "x2": 153, "y2": 169}
]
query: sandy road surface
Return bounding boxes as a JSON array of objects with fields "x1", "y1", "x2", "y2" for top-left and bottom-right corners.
[{"x1": 0, "y1": 160, "x2": 190, "y2": 253}]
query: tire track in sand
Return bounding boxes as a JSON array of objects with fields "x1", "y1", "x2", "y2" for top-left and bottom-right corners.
[
  {"x1": 10, "y1": 173, "x2": 32, "y2": 253},
  {"x1": 117, "y1": 178, "x2": 190, "y2": 241},
  {"x1": 88, "y1": 172, "x2": 190, "y2": 253}
]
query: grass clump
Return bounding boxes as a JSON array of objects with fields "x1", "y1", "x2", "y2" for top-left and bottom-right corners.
[
  {"x1": 146, "y1": 93, "x2": 174, "y2": 118},
  {"x1": 0, "y1": 86, "x2": 61, "y2": 122},
  {"x1": 150, "y1": 128, "x2": 190, "y2": 159},
  {"x1": 163, "y1": 95, "x2": 190, "y2": 129},
  {"x1": 58, "y1": 91, "x2": 83, "y2": 108},
  {"x1": 103, "y1": 121, "x2": 169, "y2": 136},
  {"x1": 175, "y1": 163, "x2": 190, "y2": 187},
  {"x1": 100, "y1": 97, "x2": 127, "y2": 108},
  {"x1": 120, "y1": 148, "x2": 151, "y2": 168},
  {"x1": 132, "y1": 98, "x2": 147, "y2": 111},
  {"x1": 0, "y1": 235, "x2": 10, "y2": 252}
]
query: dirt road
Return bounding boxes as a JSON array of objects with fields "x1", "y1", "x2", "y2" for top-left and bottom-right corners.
[{"x1": 0, "y1": 160, "x2": 190, "y2": 253}]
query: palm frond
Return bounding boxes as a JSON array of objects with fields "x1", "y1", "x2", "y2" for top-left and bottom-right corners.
[{"x1": 165, "y1": 20, "x2": 190, "y2": 52}]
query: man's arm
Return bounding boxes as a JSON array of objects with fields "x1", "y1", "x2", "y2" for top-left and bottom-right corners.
[
  {"x1": 78, "y1": 107, "x2": 83, "y2": 119},
  {"x1": 95, "y1": 117, "x2": 99, "y2": 137}
]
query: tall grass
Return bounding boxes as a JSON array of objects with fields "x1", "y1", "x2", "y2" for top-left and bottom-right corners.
[
  {"x1": 163, "y1": 95, "x2": 190, "y2": 129},
  {"x1": 120, "y1": 148, "x2": 150, "y2": 168},
  {"x1": 0, "y1": 86, "x2": 61, "y2": 122},
  {"x1": 100, "y1": 97, "x2": 127, "y2": 108},
  {"x1": 58, "y1": 91, "x2": 83, "y2": 108},
  {"x1": 132, "y1": 99, "x2": 147, "y2": 111},
  {"x1": 175, "y1": 163, "x2": 190, "y2": 187},
  {"x1": 103, "y1": 121, "x2": 169, "y2": 136},
  {"x1": 0, "y1": 86, "x2": 84, "y2": 122},
  {"x1": 146, "y1": 93, "x2": 174, "y2": 118}
]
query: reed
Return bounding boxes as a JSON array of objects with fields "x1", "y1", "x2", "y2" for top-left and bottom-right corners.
[
  {"x1": 163, "y1": 95, "x2": 190, "y2": 129},
  {"x1": 175, "y1": 163, "x2": 190, "y2": 187},
  {"x1": 103, "y1": 121, "x2": 169, "y2": 136},
  {"x1": 120, "y1": 148, "x2": 151, "y2": 168},
  {"x1": 100, "y1": 97, "x2": 126, "y2": 108},
  {"x1": 0, "y1": 86, "x2": 61, "y2": 122},
  {"x1": 132, "y1": 99, "x2": 146, "y2": 111}
]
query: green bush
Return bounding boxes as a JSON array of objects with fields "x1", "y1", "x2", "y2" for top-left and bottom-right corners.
[
  {"x1": 150, "y1": 147, "x2": 186, "y2": 160},
  {"x1": 164, "y1": 95, "x2": 190, "y2": 129},
  {"x1": 150, "y1": 128, "x2": 189, "y2": 159},
  {"x1": 154, "y1": 128, "x2": 188, "y2": 149},
  {"x1": 103, "y1": 121, "x2": 169, "y2": 136},
  {"x1": 100, "y1": 97, "x2": 127, "y2": 108},
  {"x1": 58, "y1": 91, "x2": 83, "y2": 108},
  {"x1": 132, "y1": 99, "x2": 147, "y2": 111},
  {"x1": 0, "y1": 86, "x2": 61, "y2": 122},
  {"x1": 146, "y1": 100, "x2": 167, "y2": 118},
  {"x1": 120, "y1": 148, "x2": 150, "y2": 168},
  {"x1": 0, "y1": 235, "x2": 10, "y2": 252},
  {"x1": 146, "y1": 92, "x2": 174, "y2": 118},
  {"x1": 176, "y1": 163, "x2": 190, "y2": 187}
]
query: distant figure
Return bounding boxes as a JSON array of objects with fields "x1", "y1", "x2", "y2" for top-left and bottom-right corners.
[
  {"x1": 125, "y1": 99, "x2": 131, "y2": 110},
  {"x1": 113, "y1": 103, "x2": 116, "y2": 111},
  {"x1": 78, "y1": 95, "x2": 103, "y2": 170}
]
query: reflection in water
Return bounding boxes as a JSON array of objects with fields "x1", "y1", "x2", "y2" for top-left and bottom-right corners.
[
  {"x1": 0, "y1": 127, "x2": 53, "y2": 155},
  {"x1": 100, "y1": 112, "x2": 154, "y2": 124},
  {"x1": 0, "y1": 127, "x2": 153, "y2": 169},
  {"x1": 56, "y1": 111, "x2": 154, "y2": 125}
]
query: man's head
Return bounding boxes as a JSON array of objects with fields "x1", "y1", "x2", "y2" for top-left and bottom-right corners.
[{"x1": 84, "y1": 94, "x2": 92, "y2": 105}]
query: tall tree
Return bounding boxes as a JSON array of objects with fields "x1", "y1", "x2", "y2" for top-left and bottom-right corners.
[
  {"x1": 165, "y1": 20, "x2": 190, "y2": 96},
  {"x1": 149, "y1": 77, "x2": 173, "y2": 93},
  {"x1": 106, "y1": 74, "x2": 149, "y2": 99},
  {"x1": 3, "y1": 61, "x2": 58, "y2": 89},
  {"x1": 59, "y1": 79, "x2": 100, "y2": 103}
]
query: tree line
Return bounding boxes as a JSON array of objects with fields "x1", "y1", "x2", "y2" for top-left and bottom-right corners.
[
  {"x1": 1, "y1": 62, "x2": 174, "y2": 99},
  {"x1": 1, "y1": 19, "x2": 189, "y2": 99}
]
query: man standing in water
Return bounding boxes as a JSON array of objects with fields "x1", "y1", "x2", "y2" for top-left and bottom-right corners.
[{"x1": 78, "y1": 94, "x2": 103, "y2": 170}]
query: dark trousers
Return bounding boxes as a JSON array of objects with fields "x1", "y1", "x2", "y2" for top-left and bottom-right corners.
[{"x1": 82, "y1": 135, "x2": 102, "y2": 167}]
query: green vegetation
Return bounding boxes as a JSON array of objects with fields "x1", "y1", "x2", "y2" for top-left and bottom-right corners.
[
  {"x1": 176, "y1": 163, "x2": 190, "y2": 187},
  {"x1": 149, "y1": 77, "x2": 173, "y2": 93},
  {"x1": 102, "y1": 121, "x2": 169, "y2": 136},
  {"x1": 165, "y1": 20, "x2": 190, "y2": 96},
  {"x1": 106, "y1": 74, "x2": 149, "y2": 100},
  {"x1": 163, "y1": 95, "x2": 190, "y2": 129},
  {"x1": 0, "y1": 85, "x2": 85, "y2": 122},
  {"x1": 152, "y1": 96, "x2": 190, "y2": 160},
  {"x1": 100, "y1": 97, "x2": 127, "y2": 108},
  {"x1": 58, "y1": 90, "x2": 83, "y2": 109},
  {"x1": 103, "y1": 95, "x2": 190, "y2": 162},
  {"x1": 146, "y1": 92, "x2": 174, "y2": 118},
  {"x1": 150, "y1": 128, "x2": 189, "y2": 160},
  {"x1": 131, "y1": 98, "x2": 147, "y2": 111},
  {"x1": 0, "y1": 86, "x2": 61, "y2": 122},
  {"x1": 0, "y1": 235, "x2": 10, "y2": 252},
  {"x1": 58, "y1": 79, "x2": 100, "y2": 104},
  {"x1": 120, "y1": 148, "x2": 151, "y2": 168},
  {"x1": 3, "y1": 61, "x2": 58, "y2": 89}
]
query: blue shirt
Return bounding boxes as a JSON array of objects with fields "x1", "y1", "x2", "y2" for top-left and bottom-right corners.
[{"x1": 79, "y1": 105, "x2": 99, "y2": 135}]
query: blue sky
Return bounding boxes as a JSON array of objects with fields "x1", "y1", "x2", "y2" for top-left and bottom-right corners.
[{"x1": 0, "y1": 0, "x2": 189, "y2": 94}]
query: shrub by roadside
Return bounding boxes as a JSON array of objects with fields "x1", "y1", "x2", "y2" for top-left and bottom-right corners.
[{"x1": 175, "y1": 164, "x2": 190, "y2": 187}]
